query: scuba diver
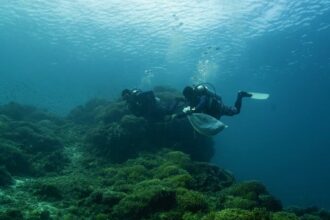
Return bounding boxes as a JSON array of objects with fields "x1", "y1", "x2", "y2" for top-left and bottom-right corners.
[
  {"x1": 122, "y1": 88, "x2": 179, "y2": 121},
  {"x1": 175, "y1": 83, "x2": 252, "y2": 120}
]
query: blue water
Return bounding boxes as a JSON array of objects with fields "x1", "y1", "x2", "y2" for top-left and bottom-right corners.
[{"x1": 1, "y1": 0, "x2": 330, "y2": 209}]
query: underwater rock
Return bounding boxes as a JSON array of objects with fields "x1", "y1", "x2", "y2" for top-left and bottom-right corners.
[
  {"x1": 0, "y1": 149, "x2": 328, "y2": 220},
  {"x1": 32, "y1": 150, "x2": 69, "y2": 174},
  {"x1": 101, "y1": 190, "x2": 126, "y2": 207},
  {"x1": 222, "y1": 196, "x2": 258, "y2": 210},
  {"x1": 86, "y1": 113, "x2": 215, "y2": 163},
  {"x1": 26, "y1": 173, "x2": 98, "y2": 205},
  {"x1": 111, "y1": 179, "x2": 176, "y2": 220},
  {"x1": 29, "y1": 210, "x2": 51, "y2": 220},
  {"x1": 163, "y1": 151, "x2": 191, "y2": 166},
  {"x1": 0, "y1": 99, "x2": 328, "y2": 220},
  {"x1": 70, "y1": 87, "x2": 215, "y2": 163},
  {"x1": 86, "y1": 116, "x2": 151, "y2": 163},
  {"x1": 67, "y1": 98, "x2": 112, "y2": 124},
  {"x1": 258, "y1": 194, "x2": 282, "y2": 212},
  {"x1": 0, "y1": 105, "x2": 68, "y2": 177},
  {"x1": 176, "y1": 188, "x2": 209, "y2": 212},
  {"x1": 0, "y1": 102, "x2": 58, "y2": 122},
  {"x1": 202, "y1": 208, "x2": 256, "y2": 220},
  {"x1": 287, "y1": 206, "x2": 330, "y2": 220},
  {"x1": 0, "y1": 166, "x2": 14, "y2": 187},
  {"x1": 67, "y1": 98, "x2": 130, "y2": 126},
  {"x1": 3, "y1": 121, "x2": 63, "y2": 153},
  {"x1": 187, "y1": 162, "x2": 235, "y2": 192},
  {"x1": 0, "y1": 114, "x2": 10, "y2": 131},
  {"x1": 33, "y1": 183, "x2": 63, "y2": 201},
  {"x1": 218, "y1": 181, "x2": 282, "y2": 212},
  {"x1": 226, "y1": 180, "x2": 268, "y2": 197},
  {"x1": 148, "y1": 119, "x2": 215, "y2": 162},
  {"x1": 102, "y1": 101, "x2": 128, "y2": 124},
  {"x1": 0, "y1": 209, "x2": 24, "y2": 220},
  {"x1": 0, "y1": 141, "x2": 32, "y2": 176},
  {"x1": 271, "y1": 211, "x2": 299, "y2": 220}
]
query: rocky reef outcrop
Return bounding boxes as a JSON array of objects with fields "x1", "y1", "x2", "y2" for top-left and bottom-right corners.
[
  {"x1": 0, "y1": 102, "x2": 68, "y2": 179},
  {"x1": 69, "y1": 86, "x2": 215, "y2": 163},
  {"x1": 0, "y1": 88, "x2": 329, "y2": 220}
]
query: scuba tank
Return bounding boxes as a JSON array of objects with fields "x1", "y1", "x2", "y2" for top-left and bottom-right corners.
[
  {"x1": 193, "y1": 83, "x2": 222, "y2": 114},
  {"x1": 193, "y1": 83, "x2": 221, "y2": 100},
  {"x1": 131, "y1": 88, "x2": 142, "y2": 96}
]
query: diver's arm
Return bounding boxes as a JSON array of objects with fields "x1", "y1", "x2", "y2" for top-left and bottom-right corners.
[
  {"x1": 170, "y1": 96, "x2": 208, "y2": 119},
  {"x1": 221, "y1": 104, "x2": 239, "y2": 116},
  {"x1": 170, "y1": 105, "x2": 194, "y2": 119},
  {"x1": 194, "y1": 96, "x2": 208, "y2": 112},
  {"x1": 173, "y1": 111, "x2": 188, "y2": 119}
]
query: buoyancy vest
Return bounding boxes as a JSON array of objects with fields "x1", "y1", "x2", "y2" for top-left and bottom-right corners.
[{"x1": 193, "y1": 84, "x2": 221, "y2": 110}]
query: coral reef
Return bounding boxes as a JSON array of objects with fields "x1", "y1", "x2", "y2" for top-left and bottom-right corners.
[
  {"x1": 73, "y1": 87, "x2": 215, "y2": 163},
  {"x1": 0, "y1": 89, "x2": 329, "y2": 219},
  {"x1": 0, "y1": 166, "x2": 13, "y2": 187},
  {"x1": 0, "y1": 103, "x2": 68, "y2": 179},
  {"x1": 1, "y1": 149, "x2": 328, "y2": 219}
]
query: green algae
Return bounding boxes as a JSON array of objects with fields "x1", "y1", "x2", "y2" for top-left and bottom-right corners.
[{"x1": 0, "y1": 91, "x2": 329, "y2": 219}]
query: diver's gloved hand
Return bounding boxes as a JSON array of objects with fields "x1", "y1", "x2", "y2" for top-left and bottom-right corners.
[
  {"x1": 164, "y1": 114, "x2": 175, "y2": 121},
  {"x1": 182, "y1": 106, "x2": 194, "y2": 115},
  {"x1": 182, "y1": 106, "x2": 191, "y2": 114},
  {"x1": 170, "y1": 114, "x2": 177, "y2": 120},
  {"x1": 238, "y1": 91, "x2": 252, "y2": 98}
]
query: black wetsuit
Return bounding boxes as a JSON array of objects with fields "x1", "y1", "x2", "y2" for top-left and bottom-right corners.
[
  {"x1": 125, "y1": 90, "x2": 167, "y2": 121},
  {"x1": 185, "y1": 90, "x2": 244, "y2": 119}
]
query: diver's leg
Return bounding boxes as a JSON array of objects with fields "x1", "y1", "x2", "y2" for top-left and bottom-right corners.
[
  {"x1": 235, "y1": 91, "x2": 252, "y2": 113},
  {"x1": 234, "y1": 94, "x2": 243, "y2": 114}
]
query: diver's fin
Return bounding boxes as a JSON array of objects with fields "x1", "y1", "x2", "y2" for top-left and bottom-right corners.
[{"x1": 249, "y1": 92, "x2": 270, "y2": 100}]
